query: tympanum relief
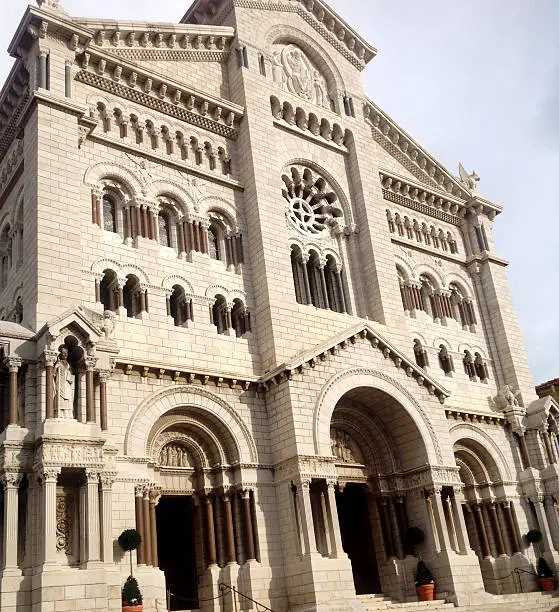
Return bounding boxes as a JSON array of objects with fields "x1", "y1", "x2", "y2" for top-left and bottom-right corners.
[
  {"x1": 272, "y1": 44, "x2": 330, "y2": 109},
  {"x1": 331, "y1": 428, "x2": 363, "y2": 464},
  {"x1": 159, "y1": 442, "x2": 192, "y2": 468}
]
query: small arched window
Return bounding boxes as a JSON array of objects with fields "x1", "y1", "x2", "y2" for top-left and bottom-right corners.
[
  {"x1": 103, "y1": 195, "x2": 117, "y2": 233},
  {"x1": 99, "y1": 269, "x2": 120, "y2": 313},
  {"x1": 13, "y1": 296, "x2": 23, "y2": 324},
  {"x1": 463, "y1": 351, "x2": 476, "y2": 379},
  {"x1": 324, "y1": 255, "x2": 346, "y2": 313},
  {"x1": 413, "y1": 339, "x2": 429, "y2": 368},
  {"x1": 474, "y1": 353, "x2": 489, "y2": 381},
  {"x1": 123, "y1": 275, "x2": 145, "y2": 318},
  {"x1": 0, "y1": 225, "x2": 12, "y2": 289},
  {"x1": 231, "y1": 298, "x2": 250, "y2": 337},
  {"x1": 211, "y1": 294, "x2": 228, "y2": 334},
  {"x1": 169, "y1": 284, "x2": 193, "y2": 327},
  {"x1": 208, "y1": 225, "x2": 220, "y2": 260},
  {"x1": 158, "y1": 211, "x2": 171, "y2": 247},
  {"x1": 291, "y1": 246, "x2": 307, "y2": 305},
  {"x1": 438, "y1": 345, "x2": 454, "y2": 374}
]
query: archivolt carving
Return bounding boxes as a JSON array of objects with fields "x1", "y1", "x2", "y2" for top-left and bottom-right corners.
[
  {"x1": 84, "y1": 161, "x2": 143, "y2": 197},
  {"x1": 314, "y1": 368, "x2": 442, "y2": 463},
  {"x1": 151, "y1": 180, "x2": 197, "y2": 215},
  {"x1": 162, "y1": 275, "x2": 194, "y2": 295},
  {"x1": 125, "y1": 385, "x2": 257, "y2": 463}
]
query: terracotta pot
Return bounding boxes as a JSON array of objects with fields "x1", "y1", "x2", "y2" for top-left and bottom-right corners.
[
  {"x1": 417, "y1": 583, "x2": 435, "y2": 601},
  {"x1": 122, "y1": 606, "x2": 142, "y2": 612},
  {"x1": 538, "y1": 577, "x2": 554, "y2": 591}
]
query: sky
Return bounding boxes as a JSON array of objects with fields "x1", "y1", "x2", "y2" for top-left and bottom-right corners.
[{"x1": 0, "y1": 1, "x2": 557, "y2": 385}]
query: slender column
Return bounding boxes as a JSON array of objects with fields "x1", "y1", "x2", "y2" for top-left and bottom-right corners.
[
  {"x1": 443, "y1": 493, "x2": 458, "y2": 552},
  {"x1": 149, "y1": 489, "x2": 160, "y2": 568},
  {"x1": 204, "y1": 496, "x2": 217, "y2": 566},
  {"x1": 38, "y1": 467, "x2": 60, "y2": 565},
  {"x1": 377, "y1": 497, "x2": 395, "y2": 557},
  {"x1": 388, "y1": 497, "x2": 404, "y2": 558},
  {"x1": 85, "y1": 357, "x2": 96, "y2": 424},
  {"x1": 140, "y1": 290, "x2": 147, "y2": 314},
  {"x1": 85, "y1": 471, "x2": 101, "y2": 563},
  {"x1": 532, "y1": 496, "x2": 553, "y2": 553},
  {"x1": 319, "y1": 264, "x2": 330, "y2": 309},
  {"x1": 142, "y1": 490, "x2": 152, "y2": 566},
  {"x1": 473, "y1": 504, "x2": 490, "y2": 558},
  {"x1": 44, "y1": 351, "x2": 57, "y2": 420},
  {"x1": 99, "y1": 371, "x2": 109, "y2": 431},
  {"x1": 64, "y1": 59, "x2": 73, "y2": 96},
  {"x1": 291, "y1": 484, "x2": 304, "y2": 556},
  {"x1": 2, "y1": 472, "x2": 22, "y2": 569},
  {"x1": 241, "y1": 489, "x2": 256, "y2": 561},
  {"x1": 480, "y1": 504, "x2": 495, "y2": 556},
  {"x1": 38, "y1": 51, "x2": 48, "y2": 89},
  {"x1": 200, "y1": 225, "x2": 209, "y2": 254},
  {"x1": 188, "y1": 222, "x2": 196, "y2": 252},
  {"x1": 544, "y1": 496, "x2": 559, "y2": 552},
  {"x1": 451, "y1": 488, "x2": 469, "y2": 554},
  {"x1": 178, "y1": 222, "x2": 186, "y2": 255},
  {"x1": 100, "y1": 474, "x2": 114, "y2": 563},
  {"x1": 134, "y1": 207, "x2": 142, "y2": 239},
  {"x1": 297, "y1": 480, "x2": 317, "y2": 556},
  {"x1": 335, "y1": 269, "x2": 347, "y2": 313},
  {"x1": 542, "y1": 429, "x2": 556, "y2": 465},
  {"x1": 149, "y1": 211, "x2": 156, "y2": 241},
  {"x1": 223, "y1": 493, "x2": 236, "y2": 564},
  {"x1": 488, "y1": 502, "x2": 506, "y2": 555},
  {"x1": 301, "y1": 257, "x2": 312, "y2": 305},
  {"x1": 394, "y1": 496, "x2": 409, "y2": 554},
  {"x1": 236, "y1": 235, "x2": 244, "y2": 264},
  {"x1": 124, "y1": 207, "x2": 132, "y2": 240},
  {"x1": 135, "y1": 487, "x2": 145, "y2": 565},
  {"x1": 422, "y1": 489, "x2": 439, "y2": 553},
  {"x1": 79, "y1": 481, "x2": 87, "y2": 565},
  {"x1": 502, "y1": 501, "x2": 521, "y2": 553},
  {"x1": 226, "y1": 237, "x2": 234, "y2": 266},
  {"x1": 517, "y1": 433, "x2": 531, "y2": 469},
  {"x1": 141, "y1": 207, "x2": 149, "y2": 238},
  {"x1": 325, "y1": 481, "x2": 344, "y2": 558},
  {"x1": 91, "y1": 193, "x2": 99, "y2": 225},
  {"x1": 5, "y1": 358, "x2": 22, "y2": 426},
  {"x1": 432, "y1": 487, "x2": 454, "y2": 552}
]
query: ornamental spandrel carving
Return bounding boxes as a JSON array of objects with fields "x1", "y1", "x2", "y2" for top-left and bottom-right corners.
[
  {"x1": 272, "y1": 44, "x2": 329, "y2": 108},
  {"x1": 42, "y1": 444, "x2": 103, "y2": 466}
]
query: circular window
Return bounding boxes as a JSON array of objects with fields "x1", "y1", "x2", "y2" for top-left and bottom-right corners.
[{"x1": 287, "y1": 197, "x2": 327, "y2": 235}]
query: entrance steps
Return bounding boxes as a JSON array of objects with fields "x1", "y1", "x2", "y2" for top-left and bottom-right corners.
[{"x1": 358, "y1": 591, "x2": 559, "y2": 611}]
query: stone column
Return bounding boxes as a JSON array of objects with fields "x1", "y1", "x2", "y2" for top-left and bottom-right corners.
[
  {"x1": 100, "y1": 474, "x2": 115, "y2": 563},
  {"x1": 325, "y1": 481, "x2": 344, "y2": 558},
  {"x1": 85, "y1": 357, "x2": 96, "y2": 424},
  {"x1": 422, "y1": 489, "x2": 440, "y2": 554},
  {"x1": 531, "y1": 496, "x2": 553, "y2": 553},
  {"x1": 488, "y1": 502, "x2": 506, "y2": 556},
  {"x1": 38, "y1": 467, "x2": 60, "y2": 566},
  {"x1": 377, "y1": 496, "x2": 395, "y2": 557},
  {"x1": 335, "y1": 267, "x2": 347, "y2": 313},
  {"x1": 432, "y1": 487, "x2": 453, "y2": 552},
  {"x1": 318, "y1": 262, "x2": 330, "y2": 309},
  {"x1": 301, "y1": 255, "x2": 312, "y2": 305},
  {"x1": 1, "y1": 472, "x2": 22, "y2": 571},
  {"x1": 517, "y1": 432, "x2": 531, "y2": 469},
  {"x1": 135, "y1": 486, "x2": 145, "y2": 566},
  {"x1": 85, "y1": 471, "x2": 101, "y2": 563},
  {"x1": 542, "y1": 429, "x2": 557, "y2": 465},
  {"x1": 149, "y1": 489, "x2": 160, "y2": 568},
  {"x1": 98, "y1": 371, "x2": 109, "y2": 431},
  {"x1": 223, "y1": 492, "x2": 236, "y2": 564},
  {"x1": 451, "y1": 487, "x2": 469, "y2": 554},
  {"x1": 544, "y1": 496, "x2": 559, "y2": 552},
  {"x1": 502, "y1": 501, "x2": 521, "y2": 553},
  {"x1": 142, "y1": 489, "x2": 152, "y2": 566},
  {"x1": 473, "y1": 504, "x2": 490, "y2": 558},
  {"x1": 43, "y1": 351, "x2": 57, "y2": 420},
  {"x1": 297, "y1": 480, "x2": 318, "y2": 556},
  {"x1": 204, "y1": 495, "x2": 217, "y2": 566},
  {"x1": 5, "y1": 357, "x2": 22, "y2": 426},
  {"x1": 241, "y1": 489, "x2": 256, "y2": 561},
  {"x1": 38, "y1": 51, "x2": 48, "y2": 89}
]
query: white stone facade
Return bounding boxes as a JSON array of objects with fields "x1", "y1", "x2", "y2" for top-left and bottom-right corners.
[{"x1": 0, "y1": 1, "x2": 557, "y2": 611}]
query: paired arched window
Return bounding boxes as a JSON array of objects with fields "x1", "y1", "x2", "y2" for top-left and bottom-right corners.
[
  {"x1": 290, "y1": 246, "x2": 347, "y2": 313},
  {"x1": 169, "y1": 285, "x2": 193, "y2": 327},
  {"x1": 210, "y1": 295, "x2": 251, "y2": 336},
  {"x1": 231, "y1": 298, "x2": 251, "y2": 337},
  {"x1": 449, "y1": 283, "x2": 477, "y2": 328},
  {"x1": 123, "y1": 275, "x2": 146, "y2": 318},
  {"x1": 99, "y1": 269, "x2": 120, "y2": 313},
  {"x1": 211, "y1": 294, "x2": 228, "y2": 334},
  {"x1": 463, "y1": 351, "x2": 489, "y2": 382}
]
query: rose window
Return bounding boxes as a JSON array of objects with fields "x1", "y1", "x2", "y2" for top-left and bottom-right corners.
[{"x1": 282, "y1": 166, "x2": 343, "y2": 236}]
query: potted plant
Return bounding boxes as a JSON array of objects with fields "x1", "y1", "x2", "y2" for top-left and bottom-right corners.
[
  {"x1": 122, "y1": 575, "x2": 143, "y2": 612},
  {"x1": 118, "y1": 529, "x2": 143, "y2": 612},
  {"x1": 415, "y1": 560, "x2": 435, "y2": 601},
  {"x1": 536, "y1": 557, "x2": 554, "y2": 592}
]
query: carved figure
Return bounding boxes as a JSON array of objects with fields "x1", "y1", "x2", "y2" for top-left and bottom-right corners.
[
  {"x1": 100, "y1": 310, "x2": 116, "y2": 339},
  {"x1": 330, "y1": 429, "x2": 357, "y2": 463},
  {"x1": 54, "y1": 346, "x2": 74, "y2": 419},
  {"x1": 438, "y1": 345, "x2": 454, "y2": 374},
  {"x1": 458, "y1": 163, "x2": 480, "y2": 191},
  {"x1": 160, "y1": 442, "x2": 190, "y2": 467},
  {"x1": 499, "y1": 385, "x2": 521, "y2": 408},
  {"x1": 37, "y1": 0, "x2": 62, "y2": 9}
]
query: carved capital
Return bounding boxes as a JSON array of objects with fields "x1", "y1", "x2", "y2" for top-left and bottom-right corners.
[
  {"x1": 99, "y1": 473, "x2": 116, "y2": 488},
  {"x1": 36, "y1": 466, "x2": 60, "y2": 484},
  {"x1": 43, "y1": 350, "x2": 58, "y2": 368},
  {"x1": 149, "y1": 488, "x2": 161, "y2": 505},
  {"x1": 98, "y1": 370, "x2": 111, "y2": 383},
  {"x1": 1, "y1": 471, "x2": 23, "y2": 488},
  {"x1": 85, "y1": 470, "x2": 99, "y2": 484},
  {"x1": 4, "y1": 357, "x2": 22, "y2": 373}
]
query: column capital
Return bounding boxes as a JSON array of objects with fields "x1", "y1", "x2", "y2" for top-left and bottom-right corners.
[
  {"x1": 240, "y1": 488, "x2": 253, "y2": 499},
  {"x1": 99, "y1": 472, "x2": 116, "y2": 489},
  {"x1": 149, "y1": 488, "x2": 161, "y2": 505},
  {"x1": 98, "y1": 370, "x2": 111, "y2": 383},
  {"x1": 326, "y1": 479, "x2": 338, "y2": 490},
  {"x1": 1, "y1": 471, "x2": 23, "y2": 488},
  {"x1": 42, "y1": 349, "x2": 58, "y2": 368},
  {"x1": 84, "y1": 356, "x2": 97, "y2": 371},
  {"x1": 36, "y1": 466, "x2": 60, "y2": 484},
  {"x1": 4, "y1": 357, "x2": 22, "y2": 372},
  {"x1": 85, "y1": 470, "x2": 100, "y2": 484}
]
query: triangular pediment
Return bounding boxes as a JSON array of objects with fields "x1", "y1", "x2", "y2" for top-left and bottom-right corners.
[
  {"x1": 36, "y1": 306, "x2": 103, "y2": 348},
  {"x1": 262, "y1": 322, "x2": 450, "y2": 403}
]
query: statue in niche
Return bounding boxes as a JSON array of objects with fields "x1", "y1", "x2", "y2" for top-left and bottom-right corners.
[
  {"x1": 330, "y1": 428, "x2": 357, "y2": 463},
  {"x1": 160, "y1": 442, "x2": 190, "y2": 467},
  {"x1": 54, "y1": 346, "x2": 75, "y2": 419},
  {"x1": 273, "y1": 44, "x2": 329, "y2": 108}
]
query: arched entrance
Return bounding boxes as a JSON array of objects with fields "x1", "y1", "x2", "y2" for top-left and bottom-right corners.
[{"x1": 328, "y1": 385, "x2": 432, "y2": 597}]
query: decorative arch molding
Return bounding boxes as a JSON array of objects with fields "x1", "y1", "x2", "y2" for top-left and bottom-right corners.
[
  {"x1": 433, "y1": 337, "x2": 453, "y2": 351},
  {"x1": 443, "y1": 272, "x2": 475, "y2": 297},
  {"x1": 282, "y1": 158, "x2": 355, "y2": 228},
  {"x1": 90, "y1": 258, "x2": 124, "y2": 280},
  {"x1": 121, "y1": 264, "x2": 150, "y2": 286},
  {"x1": 205, "y1": 284, "x2": 229, "y2": 299},
  {"x1": 449, "y1": 422, "x2": 511, "y2": 481},
  {"x1": 162, "y1": 275, "x2": 194, "y2": 295},
  {"x1": 313, "y1": 368, "x2": 442, "y2": 463},
  {"x1": 454, "y1": 444, "x2": 491, "y2": 483},
  {"x1": 413, "y1": 263, "x2": 444, "y2": 288},
  {"x1": 264, "y1": 24, "x2": 345, "y2": 94},
  {"x1": 150, "y1": 180, "x2": 197, "y2": 215},
  {"x1": 411, "y1": 332, "x2": 428, "y2": 347},
  {"x1": 198, "y1": 195, "x2": 240, "y2": 229},
  {"x1": 84, "y1": 162, "x2": 143, "y2": 197},
  {"x1": 455, "y1": 457, "x2": 476, "y2": 487},
  {"x1": 124, "y1": 385, "x2": 258, "y2": 463}
]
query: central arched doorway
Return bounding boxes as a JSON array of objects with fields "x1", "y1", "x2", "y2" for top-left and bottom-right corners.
[{"x1": 329, "y1": 385, "x2": 431, "y2": 597}]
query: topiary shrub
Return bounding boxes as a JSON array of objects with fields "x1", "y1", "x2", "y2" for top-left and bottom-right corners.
[
  {"x1": 527, "y1": 529, "x2": 543, "y2": 544},
  {"x1": 537, "y1": 557, "x2": 554, "y2": 578},
  {"x1": 122, "y1": 575, "x2": 142, "y2": 607},
  {"x1": 118, "y1": 528, "x2": 142, "y2": 576},
  {"x1": 415, "y1": 560, "x2": 435, "y2": 586}
]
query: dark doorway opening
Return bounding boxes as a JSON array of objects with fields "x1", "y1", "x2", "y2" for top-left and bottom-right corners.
[
  {"x1": 156, "y1": 496, "x2": 198, "y2": 611},
  {"x1": 336, "y1": 484, "x2": 381, "y2": 595}
]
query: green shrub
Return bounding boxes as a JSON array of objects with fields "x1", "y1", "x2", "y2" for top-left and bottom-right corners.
[
  {"x1": 526, "y1": 529, "x2": 543, "y2": 544},
  {"x1": 122, "y1": 575, "x2": 142, "y2": 606},
  {"x1": 118, "y1": 529, "x2": 142, "y2": 552},
  {"x1": 415, "y1": 560, "x2": 434, "y2": 586}
]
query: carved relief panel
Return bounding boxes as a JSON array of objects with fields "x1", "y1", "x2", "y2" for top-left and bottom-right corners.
[
  {"x1": 330, "y1": 428, "x2": 363, "y2": 464},
  {"x1": 56, "y1": 486, "x2": 80, "y2": 566},
  {"x1": 159, "y1": 442, "x2": 192, "y2": 468}
]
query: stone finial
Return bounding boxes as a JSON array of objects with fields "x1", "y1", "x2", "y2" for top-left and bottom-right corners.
[
  {"x1": 37, "y1": 0, "x2": 64, "y2": 11},
  {"x1": 458, "y1": 162, "x2": 480, "y2": 191}
]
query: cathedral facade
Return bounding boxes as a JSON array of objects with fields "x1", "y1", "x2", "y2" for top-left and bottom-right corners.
[{"x1": 0, "y1": 1, "x2": 557, "y2": 611}]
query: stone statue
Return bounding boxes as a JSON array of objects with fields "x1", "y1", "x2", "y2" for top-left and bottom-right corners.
[
  {"x1": 499, "y1": 385, "x2": 521, "y2": 409},
  {"x1": 458, "y1": 163, "x2": 480, "y2": 191},
  {"x1": 100, "y1": 310, "x2": 116, "y2": 339},
  {"x1": 37, "y1": 0, "x2": 63, "y2": 10},
  {"x1": 54, "y1": 346, "x2": 74, "y2": 419},
  {"x1": 331, "y1": 429, "x2": 357, "y2": 463}
]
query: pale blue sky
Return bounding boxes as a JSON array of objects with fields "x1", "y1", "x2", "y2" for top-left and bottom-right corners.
[{"x1": 1, "y1": 1, "x2": 556, "y2": 385}]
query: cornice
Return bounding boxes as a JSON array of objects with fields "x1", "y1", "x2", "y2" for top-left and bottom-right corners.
[
  {"x1": 182, "y1": 0, "x2": 376, "y2": 71},
  {"x1": 76, "y1": 48, "x2": 243, "y2": 140},
  {"x1": 445, "y1": 408, "x2": 506, "y2": 426},
  {"x1": 0, "y1": 62, "x2": 29, "y2": 164}
]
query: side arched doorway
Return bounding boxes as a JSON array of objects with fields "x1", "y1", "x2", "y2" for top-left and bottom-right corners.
[{"x1": 327, "y1": 385, "x2": 433, "y2": 598}]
